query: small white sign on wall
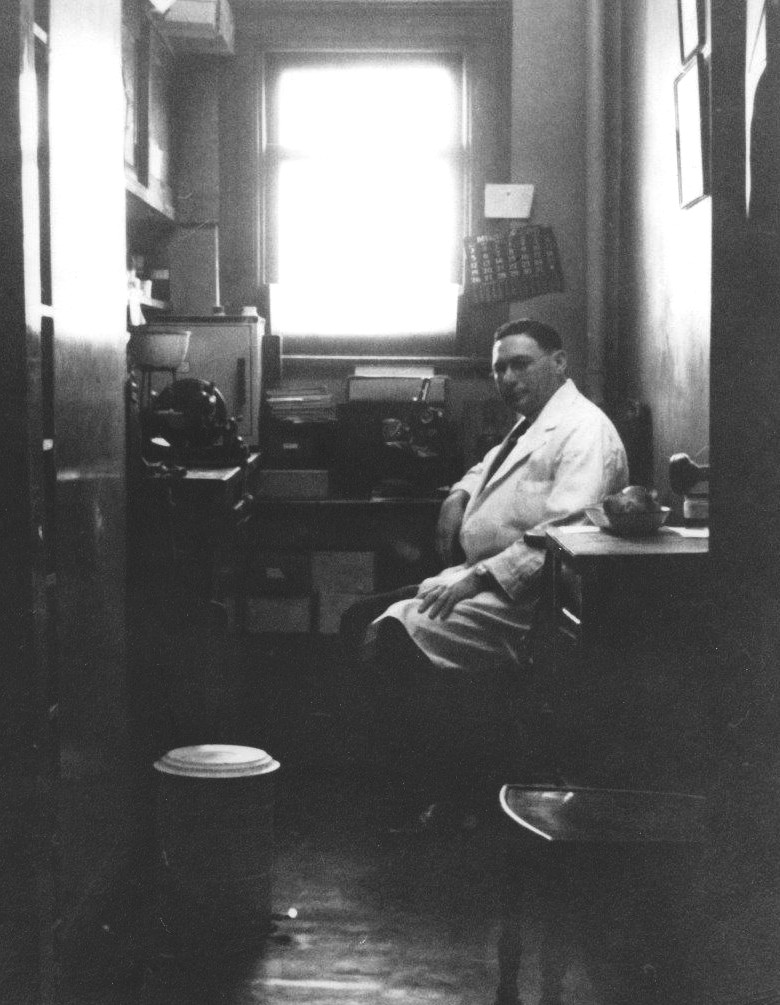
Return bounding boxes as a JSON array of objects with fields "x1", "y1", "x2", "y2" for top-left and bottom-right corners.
[{"x1": 484, "y1": 184, "x2": 534, "y2": 219}]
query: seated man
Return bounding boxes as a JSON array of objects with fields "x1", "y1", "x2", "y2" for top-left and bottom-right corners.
[{"x1": 358, "y1": 318, "x2": 629, "y2": 828}]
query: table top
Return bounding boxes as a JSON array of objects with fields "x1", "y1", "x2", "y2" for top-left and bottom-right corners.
[
  {"x1": 253, "y1": 495, "x2": 442, "y2": 507},
  {"x1": 545, "y1": 524, "x2": 709, "y2": 560},
  {"x1": 500, "y1": 785, "x2": 707, "y2": 844}
]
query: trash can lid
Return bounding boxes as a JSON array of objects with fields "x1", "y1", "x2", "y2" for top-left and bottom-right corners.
[{"x1": 154, "y1": 744, "x2": 280, "y2": 778}]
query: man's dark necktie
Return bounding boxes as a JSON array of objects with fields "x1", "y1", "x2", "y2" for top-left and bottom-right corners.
[{"x1": 484, "y1": 418, "x2": 532, "y2": 483}]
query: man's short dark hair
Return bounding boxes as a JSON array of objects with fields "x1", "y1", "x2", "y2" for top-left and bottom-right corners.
[{"x1": 493, "y1": 318, "x2": 562, "y2": 353}]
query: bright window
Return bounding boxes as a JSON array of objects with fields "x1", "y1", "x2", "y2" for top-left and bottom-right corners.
[{"x1": 265, "y1": 55, "x2": 464, "y2": 340}]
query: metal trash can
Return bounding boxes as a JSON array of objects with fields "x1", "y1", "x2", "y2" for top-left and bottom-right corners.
[{"x1": 154, "y1": 744, "x2": 280, "y2": 951}]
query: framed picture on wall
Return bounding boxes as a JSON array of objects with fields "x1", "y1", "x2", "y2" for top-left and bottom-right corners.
[
  {"x1": 745, "y1": 0, "x2": 773, "y2": 223},
  {"x1": 674, "y1": 54, "x2": 710, "y2": 209},
  {"x1": 678, "y1": 0, "x2": 705, "y2": 62}
]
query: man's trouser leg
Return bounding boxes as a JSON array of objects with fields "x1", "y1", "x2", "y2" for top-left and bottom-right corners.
[{"x1": 368, "y1": 618, "x2": 522, "y2": 818}]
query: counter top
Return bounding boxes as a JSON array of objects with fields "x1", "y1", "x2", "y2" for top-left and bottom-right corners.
[
  {"x1": 546, "y1": 524, "x2": 708, "y2": 560},
  {"x1": 253, "y1": 494, "x2": 441, "y2": 506}
]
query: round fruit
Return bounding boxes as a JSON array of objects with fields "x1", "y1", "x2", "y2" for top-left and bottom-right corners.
[{"x1": 603, "y1": 485, "x2": 661, "y2": 516}]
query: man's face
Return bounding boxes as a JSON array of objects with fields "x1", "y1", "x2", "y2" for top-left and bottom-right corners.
[{"x1": 492, "y1": 333, "x2": 567, "y2": 418}]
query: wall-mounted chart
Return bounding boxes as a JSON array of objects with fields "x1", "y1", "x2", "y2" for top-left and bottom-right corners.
[{"x1": 463, "y1": 226, "x2": 564, "y2": 306}]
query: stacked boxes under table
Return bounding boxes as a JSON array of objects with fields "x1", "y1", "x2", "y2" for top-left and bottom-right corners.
[{"x1": 242, "y1": 551, "x2": 376, "y2": 634}]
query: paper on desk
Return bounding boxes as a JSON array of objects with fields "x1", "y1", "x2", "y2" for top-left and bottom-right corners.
[{"x1": 557, "y1": 524, "x2": 709, "y2": 537}]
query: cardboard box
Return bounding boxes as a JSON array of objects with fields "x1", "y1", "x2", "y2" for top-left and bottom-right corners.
[
  {"x1": 311, "y1": 552, "x2": 375, "y2": 595},
  {"x1": 243, "y1": 595, "x2": 315, "y2": 634}
]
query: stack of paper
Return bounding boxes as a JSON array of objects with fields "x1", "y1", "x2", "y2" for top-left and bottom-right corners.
[{"x1": 264, "y1": 385, "x2": 337, "y2": 424}]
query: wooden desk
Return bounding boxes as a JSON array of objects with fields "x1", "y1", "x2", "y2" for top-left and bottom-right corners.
[
  {"x1": 129, "y1": 452, "x2": 261, "y2": 603},
  {"x1": 525, "y1": 525, "x2": 713, "y2": 795},
  {"x1": 545, "y1": 525, "x2": 709, "y2": 650}
]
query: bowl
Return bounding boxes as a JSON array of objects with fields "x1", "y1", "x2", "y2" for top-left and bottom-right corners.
[
  {"x1": 586, "y1": 503, "x2": 670, "y2": 537},
  {"x1": 128, "y1": 328, "x2": 190, "y2": 369}
]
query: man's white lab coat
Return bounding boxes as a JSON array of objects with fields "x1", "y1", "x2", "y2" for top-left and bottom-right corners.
[{"x1": 377, "y1": 379, "x2": 629, "y2": 671}]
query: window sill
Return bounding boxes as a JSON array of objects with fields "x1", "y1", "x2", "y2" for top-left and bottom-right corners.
[{"x1": 281, "y1": 353, "x2": 492, "y2": 377}]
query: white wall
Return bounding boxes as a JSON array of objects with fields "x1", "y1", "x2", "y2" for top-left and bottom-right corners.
[{"x1": 510, "y1": 0, "x2": 588, "y2": 381}]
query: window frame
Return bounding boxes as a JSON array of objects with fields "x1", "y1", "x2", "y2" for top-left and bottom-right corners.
[
  {"x1": 263, "y1": 50, "x2": 466, "y2": 297},
  {"x1": 237, "y1": 1, "x2": 511, "y2": 358}
]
